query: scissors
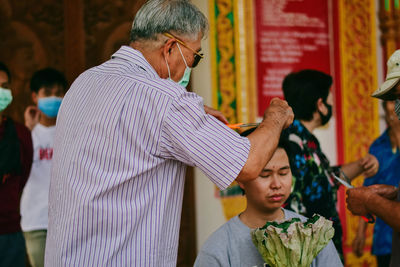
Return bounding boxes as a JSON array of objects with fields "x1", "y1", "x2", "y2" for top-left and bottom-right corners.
[
  {"x1": 332, "y1": 174, "x2": 375, "y2": 223},
  {"x1": 226, "y1": 123, "x2": 259, "y2": 129}
]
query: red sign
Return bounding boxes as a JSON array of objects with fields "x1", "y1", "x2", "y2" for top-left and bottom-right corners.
[{"x1": 254, "y1": 0, "x2": 333, "y2": 116}]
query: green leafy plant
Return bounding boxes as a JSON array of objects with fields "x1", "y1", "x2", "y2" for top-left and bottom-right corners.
[{"x1": 251, "y1": 214, "x2": 334, "y2": 267}]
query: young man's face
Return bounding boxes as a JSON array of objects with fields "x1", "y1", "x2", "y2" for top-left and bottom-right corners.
[
  {"x1": 32, "y1": 85, "x2": 64, "y2": 105},
  {"x1": 241, "y1": 148, "x2": 292, "y2": 213}
]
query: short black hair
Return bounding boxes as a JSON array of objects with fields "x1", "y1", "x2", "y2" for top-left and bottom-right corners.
[
  {"x1": 240, "y1": 127, "x2": 292, "y2": 157},
  {"x1": 239, "y1": 128, "x2": 291, "y2": 195},
  {"x1": 30, "y1": 68, "x2": 68, "y2": 93},
  {"x1": 0, "y1": 62, "x2": 11, "y2": 82},
  {"x1": 282, "y1": 69, "x2": 332, "y2": 121}
]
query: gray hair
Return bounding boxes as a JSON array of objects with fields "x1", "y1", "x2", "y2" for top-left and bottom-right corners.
[{"x1": 130, "y1": 0, "x2": 209, "y2": 42}]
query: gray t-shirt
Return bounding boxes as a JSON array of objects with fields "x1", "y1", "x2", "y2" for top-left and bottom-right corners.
[{"x1": 195, "y1": 209, "x2": 343, "y2": 267}]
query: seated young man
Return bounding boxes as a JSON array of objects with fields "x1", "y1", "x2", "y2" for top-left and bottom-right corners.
[{"x1": 195, "y1": 130, "x2": 342, "y2": 267}]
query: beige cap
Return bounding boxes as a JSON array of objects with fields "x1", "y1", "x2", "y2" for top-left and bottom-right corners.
[{"x1": 372, "y1": 49, "x2": 400, "y2": 99}]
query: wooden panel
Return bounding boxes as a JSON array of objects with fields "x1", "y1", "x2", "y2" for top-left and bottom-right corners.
[
  {"x1": 64, "y1": 0, "x2": 85, "y2": 82},
  {"x1": 0, "y1": 0, "x2": 65, "y2": 123},
  {"x1": 0, "y1": 0, "x2": 197, "y2": 265}
]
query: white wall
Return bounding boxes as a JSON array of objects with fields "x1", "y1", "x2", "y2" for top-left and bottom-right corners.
[{"x1": 191, "y1": 0, "x2": 227, "y2": 252}]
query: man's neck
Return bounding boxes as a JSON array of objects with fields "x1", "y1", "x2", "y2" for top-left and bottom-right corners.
[
  {"x1": 39, "y1": 115, "x2": 56, "y2": 127},
  {"x1": 300, "y1": 119, "x2": 318, "y2": 133},
  {"x1": 130, "y1": 42, "x2": 167, "y2": 79},
  {"x1": 239, "y1": 206, "x2": 285, "y2": 229}
]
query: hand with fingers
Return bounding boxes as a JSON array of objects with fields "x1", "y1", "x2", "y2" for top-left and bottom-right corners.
[
  {"x1": 359, "y1": 154, "x2": 379, "y2": 177},
  {"x1": 24, "y1": 105, "x2": 40, "y2": 131},
  {"x1": 263, "y1": 98, "x2": 294, "y2": 130}
]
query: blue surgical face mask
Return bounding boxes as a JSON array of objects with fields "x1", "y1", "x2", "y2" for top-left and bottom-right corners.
[
  {"x1": 165, "y1": 43, "x2": 191, "y2": 88},
  {"x1": 38, "y1": 96, "x2": 63, "y2": 118},
  {"x1": 0, "y1": 87, "x2": 13, "y2": 112}
]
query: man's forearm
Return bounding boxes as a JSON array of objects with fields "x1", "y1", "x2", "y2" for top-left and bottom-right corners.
[
  {"x1": 236, "y1": 119, "x2": 282, "y2": 182},
  {"x1": 341, "y1": 161, "x2": 363, "y2": 181},
  {"x1": 366, "y1": 193, "x2": 400, "y2": 232}
]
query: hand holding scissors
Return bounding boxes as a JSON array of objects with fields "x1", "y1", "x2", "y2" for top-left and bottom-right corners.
[{"x1": 333, "y1": 174, "x2": 375, "y2": 223}]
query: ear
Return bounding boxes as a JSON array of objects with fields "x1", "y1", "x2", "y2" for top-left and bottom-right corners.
[
  {"x1": 162, "y1": 38, "x2": 176, "y2": 60},
  {"x1": 316, "y1": 98, "x2": 326, "y2": 114},
  {"x1": 32, "y1": 92, "x2": 38, "y2": 105}
]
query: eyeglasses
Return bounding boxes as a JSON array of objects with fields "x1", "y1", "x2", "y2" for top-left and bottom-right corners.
[{"x1": 163, "y1": 32, "x2": 204, "y2": 68}]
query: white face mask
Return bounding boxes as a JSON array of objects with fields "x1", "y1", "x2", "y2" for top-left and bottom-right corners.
[
  {"x1": 395, "y1": 99, "x2": 400, "y2": 120},
  {"x1": 164, "y1": 43, "x2": 191, "y2": 88}
]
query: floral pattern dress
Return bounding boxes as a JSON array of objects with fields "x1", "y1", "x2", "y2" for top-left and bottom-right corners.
[{"x1": 283, "y1": 120, "x2": 343, "y2": 260}]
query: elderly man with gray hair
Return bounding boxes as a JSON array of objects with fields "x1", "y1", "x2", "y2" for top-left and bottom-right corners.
[{"x1": 45, "y1": 1, "x2": 293, "y2": 266}]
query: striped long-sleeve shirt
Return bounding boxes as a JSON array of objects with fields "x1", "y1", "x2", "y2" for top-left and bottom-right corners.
[{"x1": 45, "y1": 46, "x2": 250, "y2": 267}]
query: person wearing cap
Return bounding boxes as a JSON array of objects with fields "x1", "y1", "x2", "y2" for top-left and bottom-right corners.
[
  {"x1": 346, "y1": 49, "x2": 400, "y2": 267},
  {"x1": 351, "y1": 101, "x2": 400, "y2": 267}
]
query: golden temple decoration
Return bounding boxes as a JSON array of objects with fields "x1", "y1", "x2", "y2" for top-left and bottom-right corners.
[
  {"x1": 379, "y1": 0, "x2": 400, "y2": 62},
  {"x1": 209, "y1": 0, "x2": 257, "y2": 220},
  {"x1": 338, "y1": 0, "x2": 379, "y2": 265}
]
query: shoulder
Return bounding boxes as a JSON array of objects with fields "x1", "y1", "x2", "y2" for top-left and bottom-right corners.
[
  {"x1": 195, "y1": 217, "x2": 246, "y2": 266},
  {"x1": 198, "y1": 217, "x2": 243, "y2": 255},
  {"x1": 195, "y1": 221, "x2": 232, "y2": 266},
  {"x1": 314, "y1": 240, "x2": 343, "y2": 267},
  {"x1": 12, "y1": 120, "x2": 32, "y2": 144},
  {"x1": 201, "y1": 219, "x2": 233, "y2": 251},
  {"x1": 370, "y1": 131, "x2": 390, "y2": 150},
  {"x1": 84, "y1": 57, "x2": 196, "y2": 103}
]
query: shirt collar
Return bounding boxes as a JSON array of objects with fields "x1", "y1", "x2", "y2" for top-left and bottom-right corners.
[{"x1": 111, "y1": 46, "x2": 159, "y2": 78}]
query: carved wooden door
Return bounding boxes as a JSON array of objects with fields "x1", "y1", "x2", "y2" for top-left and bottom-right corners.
[{"x1": 0, "y1": 0, "x2": 196, "y2": 265}]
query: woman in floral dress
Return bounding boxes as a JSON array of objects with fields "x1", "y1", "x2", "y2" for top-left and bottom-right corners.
[{"x1": 282, "y1": 69, "x2": 379, "y2": 262}]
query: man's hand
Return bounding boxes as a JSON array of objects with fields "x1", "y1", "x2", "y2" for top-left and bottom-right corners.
[
  {"x1": 204, "y1": 105, "x2": 228, "y2": 124},
  {"x1": 346, "y1": 185, "x2": 398, "y2": 216},
  {"x1": 346, "y1": 186, "x2": 374, "y2": 216},
  {"x1": 359, "y1": 154, "x2": 379, "y2": 177},
  {"x1": 262, "y1": 98, "x2": 294, "y2": 130},
  {"x1": 24, "y1": 105, "x2": 40, "y2": 131}
]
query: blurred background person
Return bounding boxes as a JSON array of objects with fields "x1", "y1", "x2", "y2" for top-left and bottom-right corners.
[
  {"x1": 0, "y1": 62, "x2": 33, "y2": 267},
  {"x1": 347, "y1": 49, "x2": 400, "y2": 267},
  {"x1": 282, "y1": 69, "x2": 379, "y2": 261},
  {"x1": 352, "y1": 100, "x2": 400, "y2": 267},
  {"x1": 20, "y1": 68, "x2": 67, "y2": 267}
]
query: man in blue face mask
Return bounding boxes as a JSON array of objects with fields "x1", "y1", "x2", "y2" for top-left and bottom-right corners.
[
  {"x1": 0, "y1": 62, "x2": 33, "y2": 267},
  {"x1": 21, "y1": 68, "x2": 67, "y2": 267},
  {"x1": 347, "y1": 49, "x2": 400, "y2": 267}
]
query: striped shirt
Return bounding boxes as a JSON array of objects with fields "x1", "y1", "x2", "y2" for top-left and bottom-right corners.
[{"x1": 45, "y1": 46, "x2": 250, "y2": 267}]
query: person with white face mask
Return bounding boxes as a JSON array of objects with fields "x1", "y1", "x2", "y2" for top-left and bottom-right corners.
[
  {"x1": 346, "y1": 49, "x2": 400, "y2": 267},
  {"x1": 0, "y1": 62, "x2": 33, "y2": 267},
  {"x1": 44, "y1": 1, "x2": 295, "y2": 266}
]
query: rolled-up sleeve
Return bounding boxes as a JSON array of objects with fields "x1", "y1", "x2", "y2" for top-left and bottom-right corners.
[{"x1": 160, "y1": 92, "x2": 250, "y2": 190}]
